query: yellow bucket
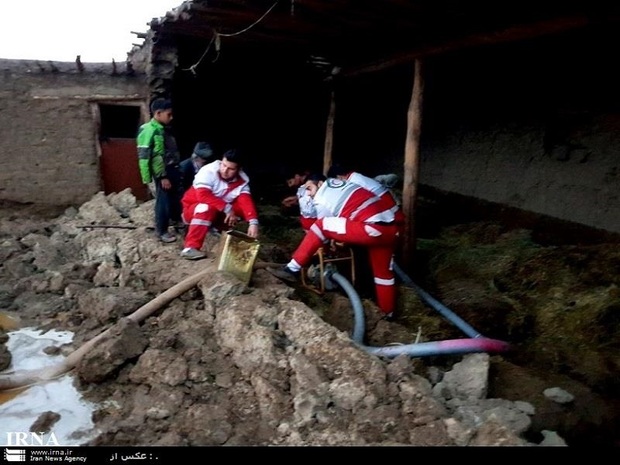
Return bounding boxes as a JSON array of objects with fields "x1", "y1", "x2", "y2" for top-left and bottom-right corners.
[{"x1": 215, "y1": 230, "x2": 261, "y2": 285}]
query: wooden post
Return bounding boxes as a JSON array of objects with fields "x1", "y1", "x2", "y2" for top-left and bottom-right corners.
[
  {"x1": 323, "y1": 88, "x2": 336, "y2": 175},
  {"x1": 401, "y1": 59, "x2": 424, "y2": 270}
]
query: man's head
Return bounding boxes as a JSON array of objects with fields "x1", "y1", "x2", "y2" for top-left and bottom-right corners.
[
  {"x1": 303, "y1": 173, "x2": 326, "y2": 197},
  {"x1": 326, "y1": 162, "x2": 351, "y2": 180},
  {"x1": 219, "y1": 149, "x2": 243, "y2": 181},
  {"x1": 192, "y1": 142, "x2": 214, "y2": 166},
  {"x1": 150, "y1": 98, "x2": 173, "y2": 125},
  {"x1": 285, "y1": 167, "x2": 311, "y2": 189},
  {"x1": 286, "y1": 173, "x2": 306, "y2": 189}
]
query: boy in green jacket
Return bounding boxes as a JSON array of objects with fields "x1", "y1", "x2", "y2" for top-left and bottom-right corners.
[{"x1": 137, "y1": 98, "x2": 182, "y2": 243}]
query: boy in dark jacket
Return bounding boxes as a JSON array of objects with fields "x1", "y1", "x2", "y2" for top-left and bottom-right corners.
[{"x1": 179, "y1": 142, "x2": 214, "y2": 193}]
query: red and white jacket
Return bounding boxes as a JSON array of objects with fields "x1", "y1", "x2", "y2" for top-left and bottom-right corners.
[
  {"x1": 313, "y1": 178, "x2": 395, "y2": 224},
  {"x1": 182, "y1": 160, "x2": 258, "y2": 225},
  {"x1": 344, "y1": 171, "x2": 404, "y2": 223}
]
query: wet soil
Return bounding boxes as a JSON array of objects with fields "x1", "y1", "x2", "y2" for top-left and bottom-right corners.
[
  {"x1": 1, "y1": 192, "x2": 619, "y2": 446},
  {"x1": 264, "y1": 187, "x2": 620, "y2": 446},
  {"x1": 409, "y1": 191, "x2": 620, "y2": 446}
]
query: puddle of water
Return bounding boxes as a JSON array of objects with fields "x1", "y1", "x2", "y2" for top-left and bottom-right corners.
[{"x1": 0, "y1": 328, "x2": 100, "y2": 446}]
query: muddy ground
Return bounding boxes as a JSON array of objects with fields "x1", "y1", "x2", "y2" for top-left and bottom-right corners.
[{"x1": 0, "y1": 190, "x2": 619, "y2": 446}]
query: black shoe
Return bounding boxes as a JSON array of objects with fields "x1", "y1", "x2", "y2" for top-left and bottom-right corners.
[
  {"x1": 267, "y1": 265, "x2": 300, "y2": 284},
  {"x1": 159, "y1": 232, "x2": 177, "y2": 243},
  {"x1": 382, "y1": 312, "x2": 396, "y2": 322}
]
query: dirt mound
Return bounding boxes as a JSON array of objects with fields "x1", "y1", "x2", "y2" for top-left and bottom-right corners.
[{"x1": 1, "y1": 190, "x2": 618, "y2": 446}]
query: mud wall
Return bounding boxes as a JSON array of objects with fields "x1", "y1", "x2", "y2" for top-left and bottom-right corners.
[
  {"x1": 0, "y1": 59, "x2": 147, "y2": 206},
  {"x1": 417, "y1": 28, "x2": 620, "y2": 234},
  {"x1": 419, "y1": 112, "x2": 620, "y2": 233},
  {"x1": 334, "y1": 26, "x2": 620, "y2": 234}
]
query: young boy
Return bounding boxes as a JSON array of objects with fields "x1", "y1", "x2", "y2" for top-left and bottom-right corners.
[{"x1": 136, "y1": 98, "x2": 182, "y2": 243}]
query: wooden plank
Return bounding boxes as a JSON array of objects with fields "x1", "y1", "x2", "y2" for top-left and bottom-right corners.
[
  {"x1": 343, "y1": 16, "x2": 590, "y2": 78},
  {"x1": 400, "y1": 59, "x2": 424, "y2": 270},
  {"x1": 322, "y1": 89, "x2": 336, "y2": 175}
]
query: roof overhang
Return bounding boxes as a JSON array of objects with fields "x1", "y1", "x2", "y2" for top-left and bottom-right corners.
[{"x1": 145, "y1": 1, "x2": 619, "y2": 78}]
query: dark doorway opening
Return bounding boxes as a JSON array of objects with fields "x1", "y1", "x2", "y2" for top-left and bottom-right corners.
[
  {"x1": 100, "y1": 104, "x2": 141, "y2": 139},
  {"x1": 98, "y1": 103, "x2": 148, "y2": 201}
]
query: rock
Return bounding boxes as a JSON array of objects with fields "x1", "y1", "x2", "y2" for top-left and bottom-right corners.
[
  {"x1": 543, "y1": 387, "x2": 575, "y2": 405},
  {"x1": 30, "y1": 411, "x2": 61, "y2": 433}
]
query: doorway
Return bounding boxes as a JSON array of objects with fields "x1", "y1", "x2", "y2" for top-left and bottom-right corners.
[{"x1": 97, "y1": 103, "x2": 149, "y2": 201}]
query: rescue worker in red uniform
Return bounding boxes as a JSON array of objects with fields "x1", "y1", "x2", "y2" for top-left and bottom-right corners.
[
  {"x1": 269, "y1": 176, "x2": 400, "y2": 318},
  {"x1": 180, "y1": 149, "x2": 259, "y2": 260},
  {"x1": 327, "y1": 163, "x2": 405, "y2": 227}
]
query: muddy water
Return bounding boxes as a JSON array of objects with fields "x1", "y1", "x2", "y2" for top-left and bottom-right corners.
[{"x1": 0, "y1": 328, "x2": 99, "y2": 446}]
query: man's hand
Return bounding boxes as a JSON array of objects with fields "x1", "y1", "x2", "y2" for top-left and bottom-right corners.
[
  {"x1": 329, "y1": 239, "x2": 338, "y2": 252},
  {"x1": 224, "y1": 212, "x2": 238, "y2": 227},
  {"x1": 161, "y1": 178, "x2": 172, "y2": 190},
  {"x1": 247, "y1": 224, "x2": 259, "y2": 238},
  {"x1": 282, "y1": 196, "x2": 299, "y2": 208}
]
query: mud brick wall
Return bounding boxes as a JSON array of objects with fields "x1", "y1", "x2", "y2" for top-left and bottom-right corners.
[
  {"x1": 418, "y1": 114, "x2": 620, "y2": 234},
  {"x1": 0, "y1": 59, "x2": 146, "y2": 206},
  {"x1": 334, "y1": 29, "x2": 620, "y2": 235}
]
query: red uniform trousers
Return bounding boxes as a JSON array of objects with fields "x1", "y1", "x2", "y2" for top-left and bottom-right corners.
[
  {"x1": 299, "y1": 216, "x2": 317, "y2": 231},
  {"x1": 292, "y1": 218, "x2": 399, "y2": 314},
  {"x1": 182, "y1": 200, "x2": 245, "y2": 250}
]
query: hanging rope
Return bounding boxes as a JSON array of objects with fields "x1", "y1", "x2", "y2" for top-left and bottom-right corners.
[
  {"x1": 181, "y1": 34, "x2": 216, "y2": 74},
  {"x1": 218, "y1": 0, "x2": 280, "y2": 37},
  {"x1": 182, "y1": 0, "x2": 280, "y2": 73}
]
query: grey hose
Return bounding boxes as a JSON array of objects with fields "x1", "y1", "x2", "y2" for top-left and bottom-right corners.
[
  {"x1": 325, "y1": 269, "x2": 510, "y2": 358},
  {"x1": 328, "y1": 271, "x2": 366, "y2": 343},
  {"x1": 392, "y1": 262, "x2": 482, "y2": 338}
]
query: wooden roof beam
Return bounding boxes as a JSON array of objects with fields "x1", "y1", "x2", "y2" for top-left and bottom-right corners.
[{"x1": 342, "y1": 15, "x2": 593, "y2": 78}]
